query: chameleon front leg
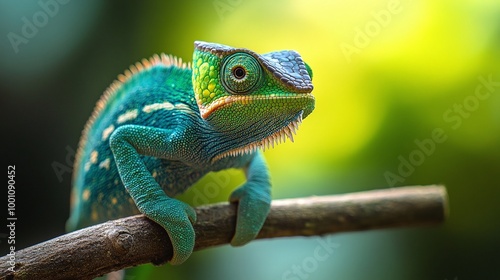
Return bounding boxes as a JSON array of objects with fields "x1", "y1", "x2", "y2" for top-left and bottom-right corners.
[
  {"x1": 109, "y1": 124, "x2": 196, "y2": 265},
  {"x1": 229, "y1": 151, "x2": 271, "y2": 246}
]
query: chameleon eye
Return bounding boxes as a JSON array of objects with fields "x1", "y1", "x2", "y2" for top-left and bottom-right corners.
[{"x1": 221, "y1": 52, "x2": 263, "y2": 94}]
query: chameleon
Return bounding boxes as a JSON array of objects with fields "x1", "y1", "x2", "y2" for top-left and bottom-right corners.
[{"x1": 66, "y1": 41, "x2": 315, "y2": 265}]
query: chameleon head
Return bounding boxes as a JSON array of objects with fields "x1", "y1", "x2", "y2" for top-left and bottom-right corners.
[{"x1": 192, "y1": 41, "x2": 315, "y2": 157}]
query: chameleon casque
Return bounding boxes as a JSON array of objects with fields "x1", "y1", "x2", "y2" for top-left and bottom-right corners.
[{"x1": 67, "y1": 41, "x2": 315, "y2": 265}]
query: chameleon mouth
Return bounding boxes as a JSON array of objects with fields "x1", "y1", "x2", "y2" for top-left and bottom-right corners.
[
  {"x1": 212, "y1": 111, "x2": 303, "y2": 162},
  {"x1": 199, "y1": 94, "x2": 313, "y2": 120}
]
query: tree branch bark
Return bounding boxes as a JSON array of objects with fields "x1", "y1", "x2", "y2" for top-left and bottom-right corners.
[{"x1": 0, "y1": 185, "x2": 448, "y2": 280}]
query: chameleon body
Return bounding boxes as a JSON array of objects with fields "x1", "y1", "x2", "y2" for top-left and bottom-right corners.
[{"x1": 67, "y1": 41, "x2": 315, "y2": 264}]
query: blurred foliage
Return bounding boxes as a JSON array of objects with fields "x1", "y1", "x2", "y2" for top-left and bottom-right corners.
[{"x1": 1, "y1": 0, "x2": 500, "y2": 279}]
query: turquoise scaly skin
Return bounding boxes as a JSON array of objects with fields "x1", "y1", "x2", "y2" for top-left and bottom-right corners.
[{"x1": 67, "y1": 41, "x2": 315, "y2": 265}]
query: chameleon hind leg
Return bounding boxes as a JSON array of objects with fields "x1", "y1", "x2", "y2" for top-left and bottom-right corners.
[
  {"x1": 109, "y1": 124, "x2": 196, "y2": 265},
  {"x1": 230, "y1": 151, "x2": 271, "y2": 246}
]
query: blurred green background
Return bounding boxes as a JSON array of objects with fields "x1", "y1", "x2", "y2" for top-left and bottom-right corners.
[{"x1": 1, "y1": 0, "x2": 500, "y2": 279}]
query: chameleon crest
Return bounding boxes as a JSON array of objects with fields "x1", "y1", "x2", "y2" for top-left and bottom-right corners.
[{"x1": 68, "y1": 41, "x2": 315, "y2": 267}]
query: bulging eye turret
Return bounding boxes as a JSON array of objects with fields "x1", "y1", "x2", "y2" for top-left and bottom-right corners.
[{"x1": 221, "y1": 53, "x2": 263, "y2": 94}]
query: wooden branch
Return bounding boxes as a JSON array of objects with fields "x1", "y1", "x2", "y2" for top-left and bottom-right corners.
[{"x1": 0, "y1": 185, "x2": 448, "y2": 280}]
